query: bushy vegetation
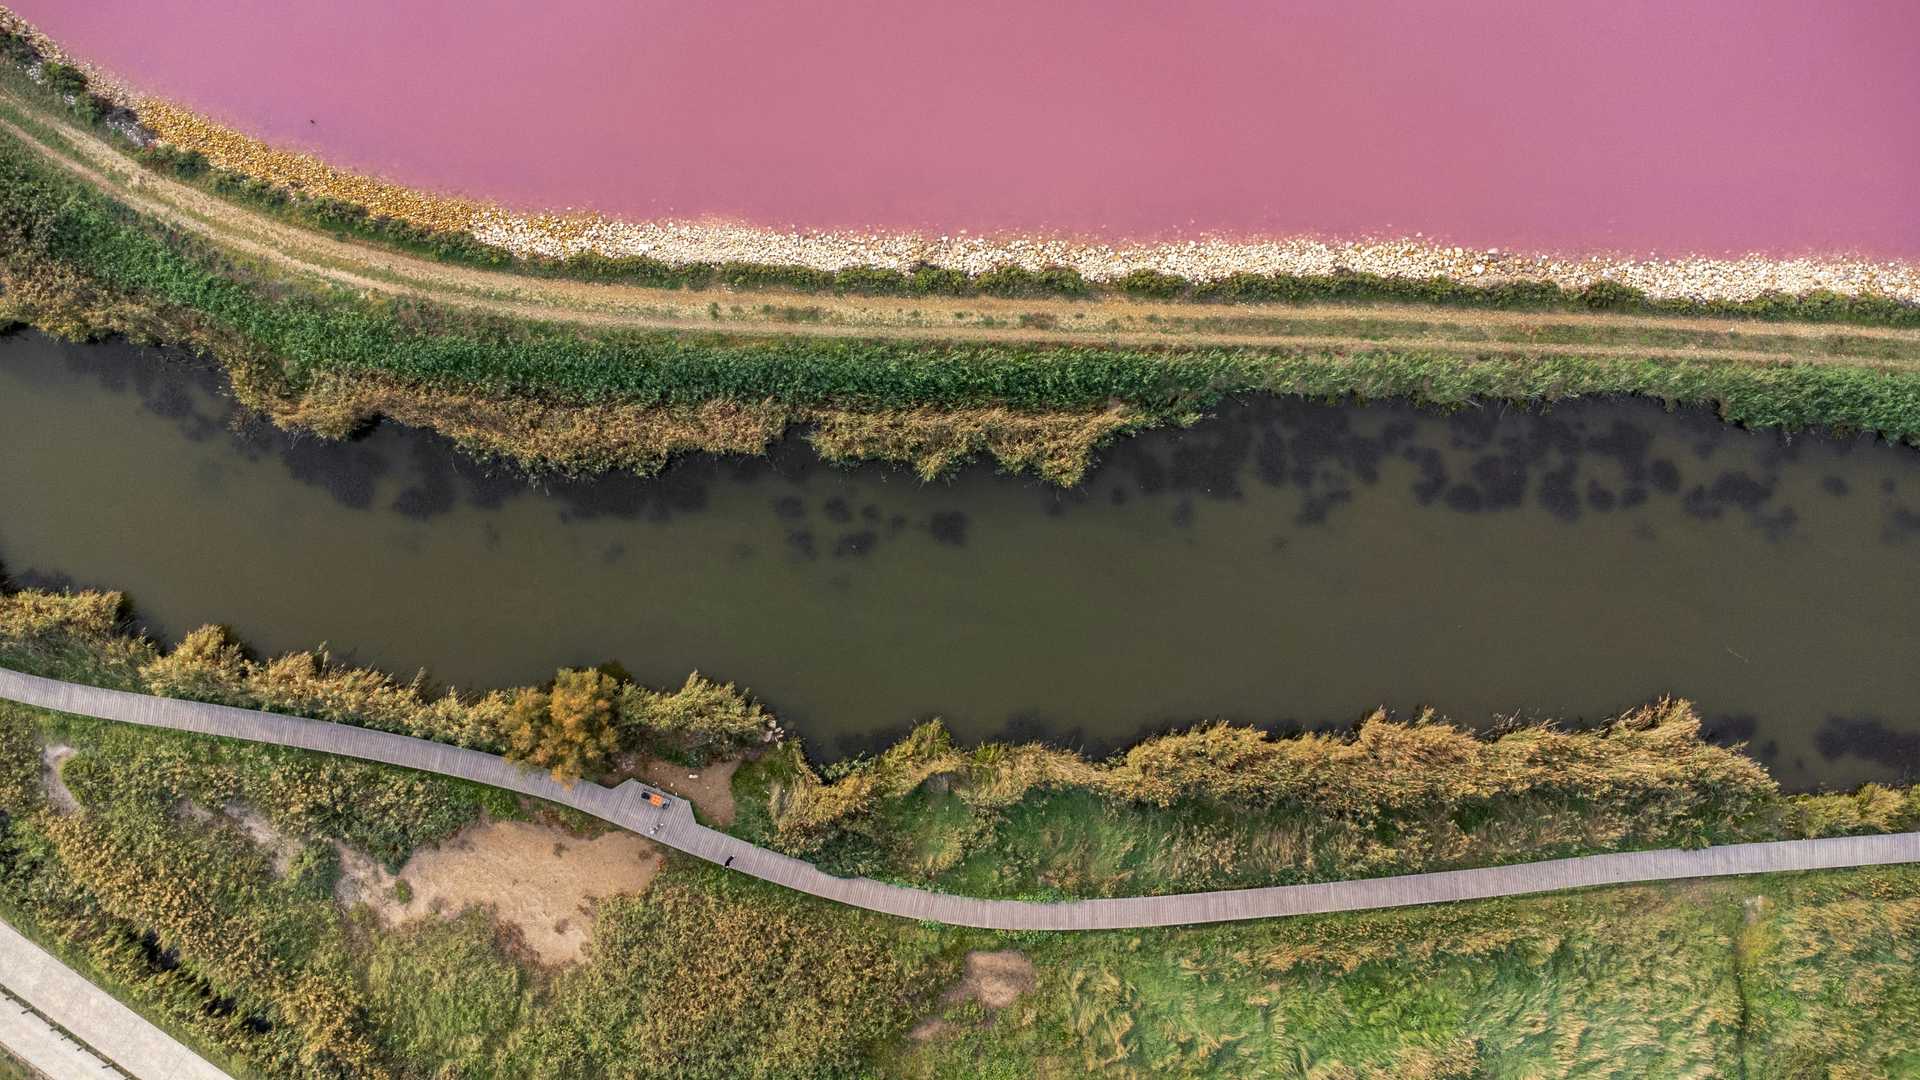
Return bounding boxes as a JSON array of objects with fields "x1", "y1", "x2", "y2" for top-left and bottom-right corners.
[
  {"x1": 503, "y1": 873, "x2": 949, "y2": 1078},
  {"x1": 617, "y1": 672, "x2": 777, "y2": 767},
  {"x1": 733, "y1": 703, "x2": 1920, "y2": 896},
  {"x1": 503, "y1": 669, "x2": 621, "y2": 784},
  {"x1": 0, "y1": 701, "x2": 466, "y2": 1076},
  {"x1": 0, "y1": 588, "x2": 778, "y2": 773}
]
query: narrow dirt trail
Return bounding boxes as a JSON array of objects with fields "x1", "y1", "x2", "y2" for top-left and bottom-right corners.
[{"x1": 8, "y1": 90, "x2": 1920, "y2": 369}]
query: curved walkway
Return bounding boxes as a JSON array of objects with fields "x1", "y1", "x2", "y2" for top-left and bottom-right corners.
[{"x1": 4, "y1": 666, "x2": 1918, "y2": 931}]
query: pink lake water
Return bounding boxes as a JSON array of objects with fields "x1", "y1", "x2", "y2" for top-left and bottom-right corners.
[{"x1": 17, "y1": 0, "x2": 1920, "y2": 256}]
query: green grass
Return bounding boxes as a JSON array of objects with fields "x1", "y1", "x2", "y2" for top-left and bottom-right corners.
[
  {"x1": 363, "y1": 912, "x2": 528, "y2": 1073},
  {"x1": 0, "y1": 1046, "x2": 34, "y2": 1080},
  {"x1": 1737, "y1": 871, "x2": 1920, "y2": 1075},
  {"x1": 889, "y1": 869, "x2": 1920, "y2": 1079}
]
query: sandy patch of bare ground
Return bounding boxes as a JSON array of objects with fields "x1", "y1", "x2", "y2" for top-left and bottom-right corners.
[
  {"x1": 909, "y1": 950, "x2": 1038, "y2": 1041},
  {"x1": 626, "y1": 755, "x2": 741, "y2": 827},
  {"x1": 334, "y1": 818, "x2": 661, "y2": 965},
  {"x1": 38, "y1": 742, "x2": 77, "y2": 814}
]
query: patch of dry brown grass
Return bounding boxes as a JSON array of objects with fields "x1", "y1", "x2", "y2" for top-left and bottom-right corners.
[
  {"x1": 132, "y1": 98, "x2": 484, "y2": 236},
  {"x1": 805, "y1": 402, "x2": 1144, "y2": 484},
  {"x1": 261, "y1": 370, "x2": 790, "y2": 474}
]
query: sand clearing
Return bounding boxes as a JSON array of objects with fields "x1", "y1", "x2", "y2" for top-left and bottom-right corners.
[
  {"x1": 38, "y1": 743, "x2": 77, "y2": 814},
  {"x1": 630, "y1": 756, "x2": 741, "y2": 827},
  {"x1": 335, "y1": 818, "x2": 661, "y2": 965}
]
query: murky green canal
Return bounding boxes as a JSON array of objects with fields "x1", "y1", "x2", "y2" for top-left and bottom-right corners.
[{"x1": 4, "y1": 330, "x2": 1918, "y2": 789}]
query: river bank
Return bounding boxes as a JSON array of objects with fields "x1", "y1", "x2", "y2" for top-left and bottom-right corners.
[
  {"x1": 2, "y1": 32, "x2": 1920, "y2": 497},
  {"x1": 10, "y1": 85, "x2": 1920, "y2": 494},
  {"x1": 8, "y1": 331, "x2": 1920, "y2": 789}
]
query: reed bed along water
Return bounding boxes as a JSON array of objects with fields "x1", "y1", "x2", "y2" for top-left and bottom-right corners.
[{"x1": 6, "y1": 585, "x2": 1916, "y2": 903}]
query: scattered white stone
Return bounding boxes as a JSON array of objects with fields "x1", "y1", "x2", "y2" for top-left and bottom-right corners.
[{"x1": 467, "y1": 208, "x2": 1920, "y2": 304}]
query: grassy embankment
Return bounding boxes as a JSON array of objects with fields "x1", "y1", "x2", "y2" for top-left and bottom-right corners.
[
  {"x1": 4, "y1": 621, "x2": 1920, "y2": 1076},
  {"x1": 5, "y1": 45, "x2": 1920, "y2": 486},
  {"x1": 5, "y1": 583, "x2": 1918, "y2": 902}
]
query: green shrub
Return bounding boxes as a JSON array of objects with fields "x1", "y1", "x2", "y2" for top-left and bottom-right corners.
[
  {"x1": 617, "y1": 673, "x2": 773, "y2": 765},
  {"x1": 1116, "y1": 268, "x2": 1187, "y2": 299},
  {"x1": 833, "y1": 265, "x2": 911, "y2": 295},
  {"x1": 975, "y1": 264, "x2": 1090, "y2": 298},
  {"x1": 37, "y1": 60, "x2": 86, "y2": 100},
  {"x1": 285, "y1": 841, "x2": 341, "y2": 901},
  {"x1": 908, "y1": 262, "x2": 975, "y2": 296}
]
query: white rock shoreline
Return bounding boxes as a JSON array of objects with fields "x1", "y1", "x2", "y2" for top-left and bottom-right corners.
[{"x1": 474, "y1": 210, "x2": 1920, "y2": 305}]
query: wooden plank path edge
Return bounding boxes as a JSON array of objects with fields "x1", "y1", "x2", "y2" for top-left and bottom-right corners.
[{"x1": 5, "y1": 666, "x2": 1919, "y2": 932}]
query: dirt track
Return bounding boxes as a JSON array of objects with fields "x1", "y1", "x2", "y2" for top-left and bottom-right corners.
[{"x1": 7, "y1": 88, "x2": 1920, "y2": 370}]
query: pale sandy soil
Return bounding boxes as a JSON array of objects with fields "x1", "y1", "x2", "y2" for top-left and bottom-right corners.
[
  {"x1": 37, "y1": 743, "x2": 76, "y2": 814},
  {"x1": 334, "y1": 818, "x2": 661, "y2": 965},
  {"x1": 627, "y1": 756, "x2": 740, "y2": 827},
  {"x1": 223, "y1": 802, "x2": 299, "y2": 876},
  {"x1": 908, "y1": 950, "x2": 1038, "y2": 1041}
]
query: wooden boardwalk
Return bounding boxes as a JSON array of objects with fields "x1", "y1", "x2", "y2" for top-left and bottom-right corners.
[{"x1": 5, "y1": 666, "x2": 1917, "y2": 931}]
